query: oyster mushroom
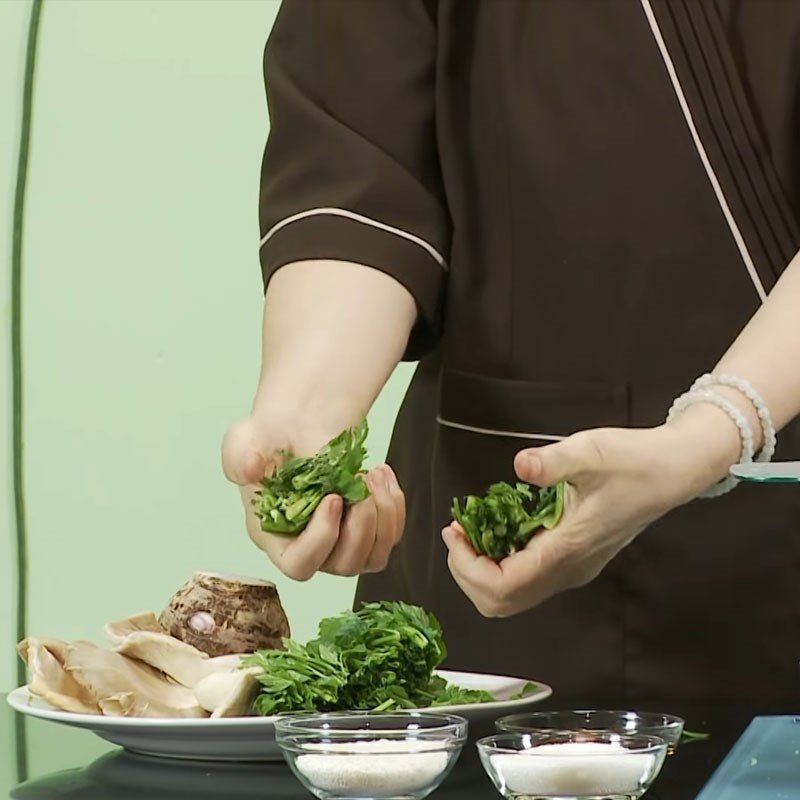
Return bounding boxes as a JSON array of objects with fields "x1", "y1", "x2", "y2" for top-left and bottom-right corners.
[
  {"x1": 18, "y1": 637, "x2": 206, "y2": 717},
  {"x1": 104, "y1": 611, "x2": 163, "y2": 646},
  {"x1": 105, "y1": 613, "x2": 246, "y2": 689},
  {"x1": 64, "y1": 640, "x2": 208, "y2": 718},
  {"x1": 193, "y1": 666, "x2": 261, "y2": 718},
  {"x1": 17, "y1": 638, "x2": 98, "y2": 714},
  {"x1": 159, "y1": 572, "x2": 290, "y2": 657}
]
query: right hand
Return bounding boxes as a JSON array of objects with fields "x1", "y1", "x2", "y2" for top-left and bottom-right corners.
[{"x1": 222, "y1": 413, "x2": 405, "y2": 581}]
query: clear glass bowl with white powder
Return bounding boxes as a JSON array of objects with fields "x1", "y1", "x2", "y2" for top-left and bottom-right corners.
[
  {"x1": 496, "y1": 710, "x2": 685, "y2": 754},
  {"x1": 477, "y1": 731, "x2": 668, "y2": 800},
  {"x1": 275, "y1": 711, "x2": 468, "y2": 800}
]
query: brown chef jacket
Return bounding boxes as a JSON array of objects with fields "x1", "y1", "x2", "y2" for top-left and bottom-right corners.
[{"x1": 257, "y1": 0, "x2": 800, "y2": 702}]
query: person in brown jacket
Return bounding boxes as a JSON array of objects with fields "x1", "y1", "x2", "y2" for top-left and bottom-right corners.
[{"x1": 223, "y1": 1, "x2": 800, "y2": 702}]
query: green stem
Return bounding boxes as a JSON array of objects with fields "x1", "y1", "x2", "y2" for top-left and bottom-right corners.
[
  {"x1": 12, "y1": 0, "x2": 44, "y2": 785},
  {"x1": 681, "y1": 729, "x2": 710, "y2": 743}
]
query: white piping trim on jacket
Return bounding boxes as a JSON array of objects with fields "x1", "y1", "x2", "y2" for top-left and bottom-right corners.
[
  {"x1": 259, "y1": 207, "x2": 447, "y2": 269},
  {"x1": 639, "y1": 0, "x2": 768, "y2": 303},
  {"x1": 436, "y1": 416, "x2": 566, "y2": 441}
]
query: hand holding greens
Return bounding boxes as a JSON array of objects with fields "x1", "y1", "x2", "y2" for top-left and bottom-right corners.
[
  {"x1": 243, "y1": 601, "x2": 499, "y2": 715},
  {"x1": 254, "y1": 419, "x2": 370, "y2": 535},
  {"x1": 452, "y1": 481, "x2": 565, "y2": 560}
]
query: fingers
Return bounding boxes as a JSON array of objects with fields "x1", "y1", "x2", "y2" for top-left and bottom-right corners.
[
  {"x1": 442, "y1": 525, "x2": 483, "y2": 589},
  {"x1": 242, "y1": 461, "x2": 404, "y2": 580},
  {"x1": 443, "y1": 522, "x2": 571, "y2": 617},
  {"x1": 243, "y1": 484, "x2": 346, "y2": 581},
  {"x1": 321, "y1": 465, "x2": 404, "y2": 576},
  {"x1": 321, "y1": 493, "x2": 378, "y2": 577},
  {"x1": 256, "y1": 494, "x2": 341, "y2": 581},
  {"x1": 514, "y1": 432, "x2": 603, "y2": 486},
  {"x1": 442, "y1": 525, "x2": 507, "y2": 615},
  {"x1": 364, "y1": 466, "x2": 404, "y2": 572},
  {"x1": 222, "y1": 418, "x2": 269, "y2": 485},
  {"x1": 275, "y1": 494, "x2": 343, "y2": 581},
  {"x1": 389, "y1": 466, "x2": 406, "y2": 544}
]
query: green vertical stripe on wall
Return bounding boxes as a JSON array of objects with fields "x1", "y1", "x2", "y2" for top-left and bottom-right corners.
[{"x1": 12, "y1": 0, "x2": 44, "y2": 785}]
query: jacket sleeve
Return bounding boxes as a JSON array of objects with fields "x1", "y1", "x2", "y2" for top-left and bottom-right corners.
[{"x1": 258, "y1": 0, "x2": 450, "y2": 359}]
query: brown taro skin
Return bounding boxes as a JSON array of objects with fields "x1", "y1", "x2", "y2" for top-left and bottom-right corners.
[{"x1": 159, "y1": 572, "x2": 290, "y2": 657}]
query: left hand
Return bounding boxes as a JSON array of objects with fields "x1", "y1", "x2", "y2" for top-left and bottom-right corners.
[{"x1": 442, "y1": 406, "x2": 741, "y2": 617}]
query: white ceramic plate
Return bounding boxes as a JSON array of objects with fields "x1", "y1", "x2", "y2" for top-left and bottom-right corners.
[{"x1": 7, "y1": 670, "x2": 551, "y2": 762}]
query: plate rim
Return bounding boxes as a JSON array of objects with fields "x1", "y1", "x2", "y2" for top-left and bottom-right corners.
[{"x1": 7, "y1": 669, "x2": 551, "y2": 728}]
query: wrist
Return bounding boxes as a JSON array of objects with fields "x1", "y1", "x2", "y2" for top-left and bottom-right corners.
[
  {"x1": 250, "y1": 374, "x2": 366, "y2": 448},
  {"x1": 660, "y1": 402, "x2": 746, "y2": 500}
]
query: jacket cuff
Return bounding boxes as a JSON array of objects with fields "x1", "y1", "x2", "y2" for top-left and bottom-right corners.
[{"x1": 259, "y1": 210, "x2": 447, "y2": 360}]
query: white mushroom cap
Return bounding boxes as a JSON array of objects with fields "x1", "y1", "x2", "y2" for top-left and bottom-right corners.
[
  {"x1": 18, "y1": 638, "x2": 98, "y2": 714},
  {"x1": 106, "y1": 612, "x2": 245, "y2": 689},
  {"x1": 18, "y1": 637, "x2": 207, "y2": 717},
  {"x1": 65, "y1": 640, "x2": 208, "y2": 718},
  {"x1": 104, "y1": 611, "x2": 163, "y2": 647}
]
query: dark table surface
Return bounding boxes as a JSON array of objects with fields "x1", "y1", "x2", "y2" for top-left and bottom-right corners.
[{"x1": 2, "y1": 693, "x2": 797, "y2": 799}]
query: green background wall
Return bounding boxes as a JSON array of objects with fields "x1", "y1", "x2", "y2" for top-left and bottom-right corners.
[
  {"x1": 2, "y1": 0, "x2": 30, "y2": 697},
  {"x1": 1, "y1": 0, "x2": 414, "y2": 692}
]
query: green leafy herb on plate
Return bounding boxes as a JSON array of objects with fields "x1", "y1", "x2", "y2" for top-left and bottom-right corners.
[
  {"x1": 243, "y1": 601, "x2": 495, "y2": 715},
  {"x1": 509, "y1": 681, "x2": 541, "y2": 701}
]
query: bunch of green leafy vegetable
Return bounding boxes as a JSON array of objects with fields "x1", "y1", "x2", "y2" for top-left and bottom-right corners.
[
  {"x1": 243, "y1": 601, "x2": 498, "y2": 715},
  {"x1": 452, "y1": 481, "x2": 565, "y2": 560},
  {"x1": 254, "y1": 419, "x2": 370, "y2": 535}
]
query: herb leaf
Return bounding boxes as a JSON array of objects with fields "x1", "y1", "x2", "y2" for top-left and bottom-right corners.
[
  {"x1": 451, "y1": 481, "x2": 566, "y2": 560},
  {"x1": 243, "y1": 639, "x2": 349, "y2": 716},
  {"x1": 254, "y1": 419, "x2": 370, "y2": 535},
  {"x1": 681, "y1": 729, "x2": 710, "y2": 743},
  {"x1": 509, "y1": 681, "x2": 541, "y2": 700},
  {"x1": 244, "y1": 601, "x2": 494, "y2": 714}
]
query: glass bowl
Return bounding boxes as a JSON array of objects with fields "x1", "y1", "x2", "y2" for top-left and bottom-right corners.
[
  {"x1": 496, "y1": 710, "x2": 685, "y2": 753},
  {"x1": 274, "y1": 711, "x2": 468, "y2": 800},
  {"x1": 477, "y1": 731, "x2": 668, "y2": 800}
]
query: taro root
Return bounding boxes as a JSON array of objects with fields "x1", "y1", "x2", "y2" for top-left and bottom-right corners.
[{"x1": 158, "y1": 571, "x2": 290, "y2": 657}]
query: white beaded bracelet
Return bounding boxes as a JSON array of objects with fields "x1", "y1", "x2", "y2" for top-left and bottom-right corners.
[
  {"x1": 691, "y1": 373, "x2": 776, "y2": 463},
  {"x1": 666, "y1": 388, "x2": 755, "y2": 498}
]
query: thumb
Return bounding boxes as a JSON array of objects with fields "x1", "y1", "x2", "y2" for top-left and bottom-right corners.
[
  {"x1": 221, "y1": 417, "x2": 271, "y2": 485},
  {"x1": 442, "y1": 523, "x2": 479, "y2": 562},
  {"x1": 514, "y1": 435, "x2": 592, "y2": 486}
]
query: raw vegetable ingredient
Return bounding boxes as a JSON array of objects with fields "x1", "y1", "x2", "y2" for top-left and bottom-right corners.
[
  {"x1": 18, "y1": 631, "x2": 255, "y2": 718},
  {"x1": 17, "y1": 573, "x2": 287, "y2": 718},
  {"x1": 193, "y1": 666, "x2": 262, "y2": 717},
  {"x1": 254, "y1": 419, "x2": 370, "y2": 535},
  {"x1": 680, "y1": 729, "x2": 710, "y2": 743},
  {"x1": 18, "y1": 637, "x2": 207, "y2": 718},
  {"x1": 452, "y1": 481, "x2": 565, "y2": 560},
  {"x1": 159, "y1": 571, "x2": 290, "y2": 657},
  {"x1": 106, "y1": 611, "x2": 243, "y2": 688},
  {"x1": 244, "y1": 601, "x2": 496, "y2": 715}
]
